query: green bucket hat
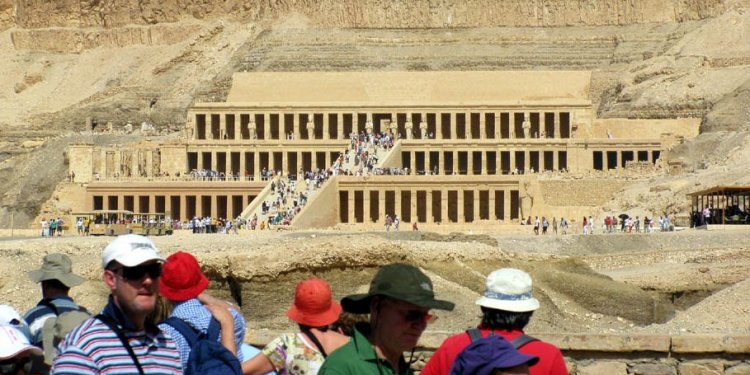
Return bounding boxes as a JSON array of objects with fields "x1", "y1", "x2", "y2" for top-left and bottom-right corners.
[
  {"x1": 28, "y1": 253, "x2": 85, "y2": 288},
  {"x1": 342, "y1": 263, "x2": 455, "y2": 314}
]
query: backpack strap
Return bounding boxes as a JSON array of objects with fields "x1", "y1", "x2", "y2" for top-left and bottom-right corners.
[
  {"x1": 510, "y1": 334, "x2": 539, "y2": 349},
  {"x1": 163, "y1": 317, "x2": 201, "y2": 346},
  {"x1": 96, "y1": 314, "x2": 145, "y2": 375},
  {"x1": 466, "y1": 328, "x2": 494, "y2": 342},
  {"x1": 40, "y1": 300, "x2": 60, "y2": 316}
]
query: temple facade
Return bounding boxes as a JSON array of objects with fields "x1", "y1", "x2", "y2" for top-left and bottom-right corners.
[{"x1": 67, "y1": 71, "x2": 700, "y2": 227}]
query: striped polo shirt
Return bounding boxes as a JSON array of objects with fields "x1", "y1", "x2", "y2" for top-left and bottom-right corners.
[
  {"x1": 51, "y1": 296, "x2": 182, "y2": 375},
  {"x1": 24, "y1": 296, "x2": 81, "y2": 346}
]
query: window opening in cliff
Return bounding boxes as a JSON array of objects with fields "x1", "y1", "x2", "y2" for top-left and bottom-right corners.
[
  {"x1": 495, "y1": 191, "x2": 505, "y2": 220},
  {"x1": 155, "y1": 196, "x2": 165, "y2": 214},
  {"x1": 479, "y1": 190, "x2": 490, "y2": 220},
  {"x1": 271, "y1": 152, "x2": 281, "y2": 173},
  {"x1": 500, "y1": 113, "x2": 511, "y2": 139},
  {"x1": 124, "y1": 196, "x2": 134, "y2": 212},
  {"x1": 316, "y1": 152, "x2": 326, "y2": 171},
  {"x1": 240, "y1": 114, "x2": 250, "y2": 140},
  {"x1": 472, "y1": 151, "x2": 482, "y2": 175},
  {"x1": 593, "y1": 151, "x2": 604, "y2": 170},
  {"x1": 139, "y1": 196, "x2": 150, "y2": 214},
  {"x1": 373, "y1": 113, "x2": 390, "y2": 135},
  {"x1": 606, "y1": 151, "x2": 618, "y2": 170},
  {"x1": 259, "y1": 153, "x2": 269, "y2": 174},
  {"x1": 487, "y1": 151, "x2": 497, "y2": 175},
  {"x1": 226, "y1": 114, "x2": 236, "y2": 140},
  {"x1": 544, "y1": 112, "x2": 555, "y2": 138},
  {"x1": 270, "y1": 114, "x2": 280, "y2": 140},
  {"x1": 107, "y1": 196, "x2": 118, "y2": 211},
  {"x1": 401, "y1": 191, "x2": 412, "y2": 222},
  {"x1": 200, "y1": 196, "x2": 211, "y2": 218},
  {"x1": 231, "y1": 152, "x2": 240, "y2": 176},
  {"x1": 430, "y1": 152, "x2": 440, "y2": 175},
  {"x1": 216, "y1": 197, "x2": 227, "y2": 220},
  {"x1": 470, "y1": 113, "x2": 480, "y2": 139},
  {"x1": 402, "y1": 152, "x2": 411, "y2": 172},
  {"x1": 501, "y1": 151, "x2": 511, "y2": 174},
  {"x1": 652, "y1": 151, "x2": 661, "y2": 164},
  {"x1": 515, "y1": 151, "x2": 526, "y2": 172},
  {"x1": 201, "y1": 152, "x2": 212, "y2": 172},
  {"x1": 231, "y1": 196, "x2": 243, "y2": 219},
  {"x1": 463, "y1": 190, "x2": 474, "y2": 222},
  {"x1": 245, "y1": 153, "x2": 254, "y2": 177},
  {"x1": 560, "y1": 113, "x2": 571, "y2": 138},
  {"x1": 441, "y1": 113, "x2": 451, "y2": 139},
  {"x1": 416, "y1": 191, "x2": 427, "y2": 222},
  {"x1": 426, "y1": 113, "x2": 437, "y2": 138},
  {"x1": 185, "y1": 196, "x2": 196, "y2": 219},
  {"x1": 456, "y1": 113, "x2": 466, "y2": 139},
  {"x1": 93, "y1": 196, "x2": 104, "y2": 211},
  {"x1": 284, "y1": 114, "x2": 294, "y2": 139},
  {"x1": 485, "y1": 113, "x2": 496, "y2": 139},
  {"x1": 339, "y1": 191, "x2": 348, "y2": 223},
  {"x1": 510, "y1": 190, "x2": 520, "y2": 220},
  {"x1": 210, "y1": 114, "x2": 220, "y2": 140},
  {"x1": 357, "y1": 114, "x2": 367, "y2": 134},
  {"x1": 458, "y1": 152, "x2": 468, "y2": 175},
  {"x1": 301, "y1": 153, "x2": 311, "y2": 172},
  {"x1": 397, "y1": 113, "x2": 407, "y2": 138},
  {"x1": 217, "y1": 153, "x2": 226, "y2": 174},
  {"x1": 559, "y1": 152, "x2": 568, "y2": 171},
  {"x1": 448, "y1": 191, "x2": 458, "y2": 222},
  {"x1": 196, "y1": 114, "x2": 206, "y2": 139},
  {"x1": 412, "y1": 113, "x2": 423, "y2": 139},
  {"x1": 329, "y1": 114, "x2": 339, "y2": 139},
  {"x1": 415, "y1": 152, "x2": 425, "y2": 174},
  {"x1": 171, "y1": 196, "x2": 181, "y2": 221},
  {"x1": 637, "y1": 150, "x2": 649, "y2": 162},
  {"x1": 287, "y1": 153, "x2": 298, "y2": 179},
  {"x1": 385, "y1": 191, "x2": 396, "y2": 219},
  {"x1": 622, "y1": 151, "x2": 634, "y2": 168},
  {"x1": 530, "y1": 152, "x2": 540, "y2": 172},
  {"x1": 544, "y1": 151, "x2": 554, "y2": 171},
  {"x1": 444, "y1": 152, "x2": 454, "y2": 174},
  {"x1": 255, "y1": 114, "x2": 265, "y2": 140},
  {"x1": 530, "y1": 113, "x2": 540, "y2": 138},
  {"x1": 313, "y1": 114, "x2": 323, "y2": 139},
  {"x1": 432, "y1": 191, "x2": 442, "y2": 222},
  {"x1": 514, "y1": 113, "x2": 525, "y2": 139}
]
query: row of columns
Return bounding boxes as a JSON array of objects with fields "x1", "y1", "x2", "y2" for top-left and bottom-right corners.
[
  {"x1": 191, "y1": 150, "x2": 337, "y2": 177},
  {"x1": 340, "y1": 188, "x2": 518, "y2": 224},
  {"x1": 594, "y1": 149, "x2": 661, "y2": 170},
  {"x1": 192, "y1": 111, "x2": 570, "y2": 141},
  {"x1": 95, "y1": 194, "x2": 253, "y2": 222},
  {"x1": 403, "y1": 149, "x2": 567, "y2": 175}
]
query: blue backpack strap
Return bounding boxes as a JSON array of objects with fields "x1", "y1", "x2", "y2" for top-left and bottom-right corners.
[
  {"x1": 205, "y1": 318, "x2": 221, "y2": 342},
  {"x1": 163, "y1": 317, "x2": 200, "y2": 346},
  {"x1": 466, "y1": 328, "x2": 492, "y2": 342},
  {"x1": 510, "y1": 334, "x2": 539, "y2": 349}
]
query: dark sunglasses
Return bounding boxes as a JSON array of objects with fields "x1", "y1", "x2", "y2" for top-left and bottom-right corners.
[
  {"x1": 403, "y1": 310, "x2": 436, "y2": 324},
  {"x1": 112, "y1": 263, "x2": 162, "y2": 281},
  {"x1": 0, "y1": 357, "x2": 31, "y2": 375}
]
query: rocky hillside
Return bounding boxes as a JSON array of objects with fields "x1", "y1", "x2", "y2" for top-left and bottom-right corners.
[{"x1": 0, "y1": 0, "x2": 749, "y2": 227}]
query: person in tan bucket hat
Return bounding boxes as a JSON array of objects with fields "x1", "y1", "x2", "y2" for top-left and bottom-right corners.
[{"x1": 23, "y1": 253, "x2": 87, "y2": 347}]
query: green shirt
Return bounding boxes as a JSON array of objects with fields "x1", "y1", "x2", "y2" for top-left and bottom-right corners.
[{"x1": 319, "y1": 323, "x2": 413, "y2": 375}]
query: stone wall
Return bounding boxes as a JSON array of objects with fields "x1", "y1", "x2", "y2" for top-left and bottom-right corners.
[
  {"x1": 245, "y1": 331, "x2": 750, "y2": 375},
  {"x1": 4, "y1": 0, "x2": 731, "y2": 31},
  {"x1": 540, "y1": 179, "x2": 625, "y2": 207}
]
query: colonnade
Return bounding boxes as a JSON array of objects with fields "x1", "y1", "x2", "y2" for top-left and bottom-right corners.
[
  {"x1": 91, "y1": 193, "x2": 255, "y2": 222},
  {"x1": 338, "y1": 187, "x2": 520, "y2": 224},
  {"x1": 592, "y1": 149, "x2": 661, "y2": 170},
  {"x1": 191, "y1": 110, "x2": 572, "y2": 141},
  {"x1": 188, "y1": 149, "x2": 340, "y2": 178},
  {"x1": 402, "y1": 149, "x2": 568, "y2": 174}
]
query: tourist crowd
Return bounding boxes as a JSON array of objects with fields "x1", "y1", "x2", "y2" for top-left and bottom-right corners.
[{"x1": 1, "y1": 234, "x2": 567, "y2": 375}]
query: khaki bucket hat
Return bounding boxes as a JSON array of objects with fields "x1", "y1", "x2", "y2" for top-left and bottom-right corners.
[{"x1": 28, "y1": 253, "x2": 85, "y2": 288}]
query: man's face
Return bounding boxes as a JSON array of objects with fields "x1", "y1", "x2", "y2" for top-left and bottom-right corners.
[
  {"x1": 374, "y1": 297, "x2": 432, "y2": 352},
  {"x1": 104, "y1": 261, "x2": 161, "y2": 320}
]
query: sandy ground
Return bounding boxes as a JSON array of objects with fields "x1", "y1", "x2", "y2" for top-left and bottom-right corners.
[{"x1": 1, "y1": 226, "x2": 748, "y2": 341}]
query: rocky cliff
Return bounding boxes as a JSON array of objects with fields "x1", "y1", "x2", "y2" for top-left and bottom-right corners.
[{"x1": 3, "y1": 0, "x2": 735, "y2": 30}]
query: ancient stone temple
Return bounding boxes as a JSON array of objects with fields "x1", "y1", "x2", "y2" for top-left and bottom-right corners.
[{"x1": 67, "y1": 71, "x2": 700, "y2": 227}]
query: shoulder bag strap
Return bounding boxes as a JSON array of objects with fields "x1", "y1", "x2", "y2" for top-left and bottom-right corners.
[
  {"x1": 95, "y1": 314, "x2": 145, "y2": 375},
  {"x1": 40, "y1": 300, "x2": 60, "y2": 316},
  {"x1": 510, "y1": 334, "x2": 539, "y2": 349},
  {"x1": 162, "y1": 317, "x2": 200, "y2": 346},
  {"x1": 466, "y1": 328, "x2": 491, "y2": 342},
  {"x1": 300, "y1": 327, "x2": 328, "y2": 358}
]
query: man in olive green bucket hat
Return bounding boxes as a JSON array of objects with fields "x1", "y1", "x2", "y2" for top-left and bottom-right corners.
[
  {"x1": 319, "y1": 263, "x2": 454, "y2": 375},
  {"x1": 23, "y1": 253, "x2": 87, "y2": 347}
]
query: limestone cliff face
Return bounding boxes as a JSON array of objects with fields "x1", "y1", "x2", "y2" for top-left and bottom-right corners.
[{"x1": 6, "y1": 0, "x2": 731, "y2": 30}]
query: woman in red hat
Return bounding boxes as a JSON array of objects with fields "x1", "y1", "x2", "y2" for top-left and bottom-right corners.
[{"x1": 243, "y1": 278, "x2": 349, "y2": 375}]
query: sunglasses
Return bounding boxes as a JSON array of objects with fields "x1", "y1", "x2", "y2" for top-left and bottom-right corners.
[
  {"x1": 112, "y1": 263, "x2": 162, "y2": 281},
  {"x1": 0, "y1": 357, "x2": 31, "y2": 375},
  {"x1": 402, "y1": 310, "x2": 437, "y2": 324}
]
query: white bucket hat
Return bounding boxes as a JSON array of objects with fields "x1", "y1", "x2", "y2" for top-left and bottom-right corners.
[{"x1": 475, "y1": 268, "x2": 540, "y2": 312}]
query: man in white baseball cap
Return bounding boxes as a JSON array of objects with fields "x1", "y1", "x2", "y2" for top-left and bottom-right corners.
[
  {"x1": 421, "y1": 268, "x2": 568, "y2": 375},
  {"x1": 53, "y1": 234, "x2": 181, "y2": 374},
  {"x1": 0, "y1": 325, "x2": 42, "y2": 375}
]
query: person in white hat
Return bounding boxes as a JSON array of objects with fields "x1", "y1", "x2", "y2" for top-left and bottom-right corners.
[
  {"x1": 52, "y1": 234, "x2": 182, "y2": 375},
  {"x1": 23, "y1": 253, "x2": 86, "y2": 347},
  {"x1": 0, "y1": 325, "x2": 43, "y2": 375},
  {"x1": 421, "y1": 268, "x2": 568, "y2": 375}
]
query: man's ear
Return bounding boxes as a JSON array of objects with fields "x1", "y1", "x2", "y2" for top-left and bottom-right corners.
[{"x1": 103, "y1": 270, "x2": 117, "y2": 291}]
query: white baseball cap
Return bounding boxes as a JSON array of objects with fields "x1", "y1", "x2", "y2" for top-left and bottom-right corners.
[
  {"x1": 101, "y1": 234, "x2": 165, "y2": 268},
  {"x1": 0, "y1": 325, "x2": 42, "y2": 360},
  {"x1": 475, "y1": 268, "x2": 540, "y2": 312}
]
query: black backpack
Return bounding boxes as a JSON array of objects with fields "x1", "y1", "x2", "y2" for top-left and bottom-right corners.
[
  {"x1": 162, "y1": 317, "x2": 242, "y2": 375},
  {"x1": 465, "y1": 328, "x2": 538, "y2": 349}
]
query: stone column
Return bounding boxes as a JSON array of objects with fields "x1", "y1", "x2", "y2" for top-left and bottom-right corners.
[
  {"x1": 411, "y1": 189, "x2": 418, "y2": 223},
  {"x1": 311, "y1": 151, "x2": 318, "y2": 171},
  {"x1": 365, "y1": 113, "x2": 373, "y2": 135},
  {"x1": 616, "y1": 151, "x2": 622, "y2": 169},
  {"x1": 553, "y1": 150, "x2": 559, "y2": 171},
  {"x1": 509, "y1": 150, "x2": 516, "y2": 172},
  {"x1": 323, "y1": 112, "x2": 330, "y2": 140},
  {"x1": 293, "y1": 113, "x2": 300, "y2": 140},
  {"x1": 210, "y1": 151, "x2": 218, "y2": 172},
  {"x1": 439, "y1": 151, "x2": 446, "y2": 175},
  {"x1": 441, "y1": 189, "x2": 449, "y2": 223},
  {"x1": 219, "y1": 113, "x2": 227, "y2": 140},
  {"x1": 489, "y1": 190, "x2": 496, "y2": 220},
  {"x1": 233, "y1": 113, "x2": 241, "y2": 140},
  {"x1": 525, "y1": 150, "x2": 531, "y2": 173},
  {"x1": 227, "y1": 196, "x2": 234, "y2": 220},
  {"x1": 337, "y1": 113, "x2": 344, "y2": 139},
  {"x1": 395, "y1": 189, "x2": 402, "y2": 220},
  {"x1": 410, "y1": 150, "x2": 416, "y2": 174},
  {"x1": 436, "y1": 113, "x2": 443, "y2": 140},
  {"x1": 479, "y1": 112, "x2": 486, "y2": 140},
  {"x1": 249, "y1": 115, "x2": 257, "y2": 140},
  {"x1": 448, "y1": 112, "x2": 455, "y2": 139},
  {"x1": 481, "y1": 150, "x2": 488, "y2": 175},
  {"x1": 495, "y1": 113, "x2": 503, "y2": 139},
  {"x1": 378, "y1": 191, "x2": 386, "y2": 222},
  {"x1": 554, "y1": 112, "x2": 561, "y2": 139},
  {"x1": 503, "y1": 189, "x2": 512, "y2": 222},
  {"x1": 426, "y1": 190, "x2": 434, "y2": 223},
  {"x1": 523, "y1": 112, "x2": 531, "y2": 139},
  {"x1": 253, "y1": 152, "x2": 260, "y2": 180},
  {"x1": 419, "y1": 120, "x2": 428, "y2": 139},
  {"x1": 282, "y1": 152, "x2": 288, "y2": 176},
  {"x1": 306, "y1": 115, "x2": 315, "y2": 140},
  {"x1": 496, "y1": 151, "x2": 502, "y2": 175},
  {"x1": 453, "y1": 150, "x2": 458, "y2": 174},
  {"x1": 225, "y1": 152, "x2": 231, "y2": 175},
  {"x1": 541, "y1": 112, "x2": 547, "y2": 138},
  {"x1": 474, "y1": 189, "x2": 481, "y2": 221},
  {"x1": 210, "y1": 195, "x2": 218, "y2": 219},
  {"x1": 196, "y1": 151, "x2": 203, "y2": 171},
  {"x1": 239, "y1": 152, "x2": 246, "y2": 180},
  {"x1": 263, "y1": 113, "x2": 271, "y2": 140},
  {"x1": 348, "y1": 190, "x2": 356, "y2": 223},
  {"x1": 469, "y1": 151, "x2": 476, "y2": 175},
  {"x1": 363, "y1": 189, "x2": 371, "y2": 223},
  {"x1": 509, "y1": 112, "x2": 515, "y2": 139},
  {"x1": 457, "y1": 189, "x2": 464, "y2": 223},
  {"x1": 405, "y1": 118, "x2": 414, "y2": 140},
  {"x1": 425, "y1": 151, "x2": 432, "y2": 175},
  {"x1": 179, "y1": 195, "x2": 186, "y2": 221},
  {"x1": 117, "y1": 196, "x2": 125, "y2": 212}
]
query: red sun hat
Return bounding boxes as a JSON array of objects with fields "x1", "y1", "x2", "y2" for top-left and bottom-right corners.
[
  {"x1": 159, "y1": 251, "x2": 209, "y2": 302},
  {"x1": 287, "y1": 278, "x2": 342, "y2": 327}
]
